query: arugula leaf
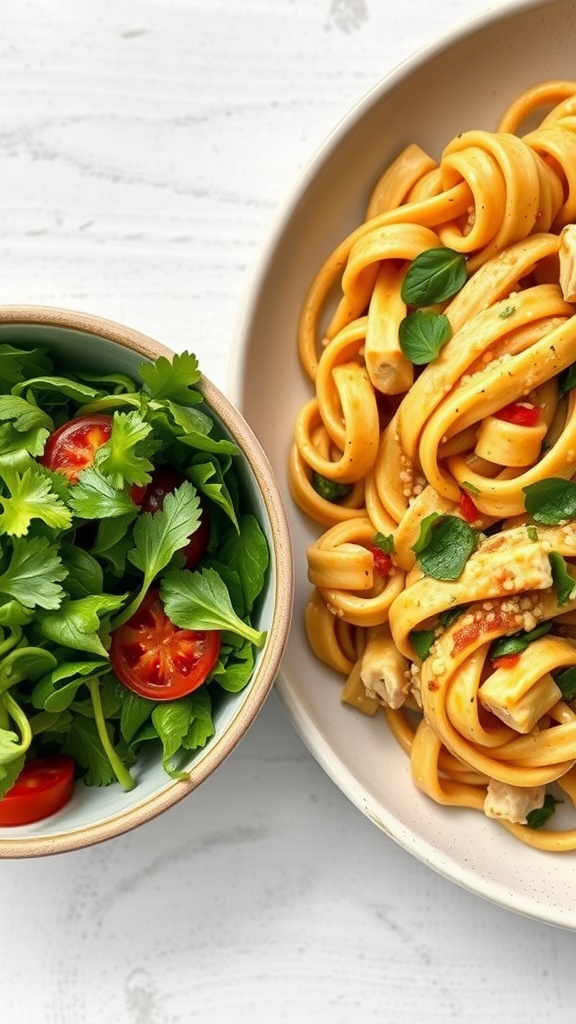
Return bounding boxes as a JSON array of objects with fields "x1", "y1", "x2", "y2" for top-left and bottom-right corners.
[
  {"x1": 211, "y1": 639, "x2": 256, "y2": 692},
  {"x1": 0, "y1": 535, "x2": 67, "y2": 609},
  {"x1": 401, "y1": 247, "x2": 467, "y2": 306},
  {"x1": 37, "y1": 593, "x2": 127, "y2": 657},
  {"x1": 187, "y1": 456, "x2": 239, "y2": 527},
  {"x1": 13, "y1": 375, "x2": 103, "y2": 404},
  {"x1": 0, "y1": 464, "x2": 72, "y2": 536},
  {"x1": 213, "y1": 515, "x2": 269, "y2": 614},
  {"x1": 412, "y1": 514, "x2": 477, "y2": 580},
  {"x1": 62, "y1": 714, "x2": 122, "y2": 787},
  {"x1": 31, "y1": 659, "x2": 109, "y2": 712},
  {"x1": 140, "y1": 351, "x2": 202, "y2": 404},
  {"x1": 160, "y1": 567, "x2": 266, "y2": 647},
  {"x1": 398, "y1": 311, "x2": 452, "y2": 365},
  {"x1": 523, "y1": 478, "x2": 576, "y2": 524}
]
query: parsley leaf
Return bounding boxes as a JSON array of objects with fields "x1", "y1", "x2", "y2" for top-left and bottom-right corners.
[
  {"x1": 400, "y1": 247, "x2": 467, "y2": 306},
  {"x1": 412, "y1": 514, "x2": 477, "y2": 580},
  {"x1": 398, "y1": 310, "x2": 452, "y2": 365}
]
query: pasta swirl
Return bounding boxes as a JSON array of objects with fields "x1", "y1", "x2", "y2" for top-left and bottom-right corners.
[{"x1": 290, "y1": 81, "x2": 576, "y2": 850}]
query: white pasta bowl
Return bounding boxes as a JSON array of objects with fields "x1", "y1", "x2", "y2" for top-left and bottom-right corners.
[
  {"x1": 0, "y1": 305, "x2": 293, "y2": 857},
  {"x1": 230, "y1": 0, "x2": 576, "y2": 928}
]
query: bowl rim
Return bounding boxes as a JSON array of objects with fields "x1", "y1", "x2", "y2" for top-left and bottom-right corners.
[{"x1": 0, "y1": 304, "x2": 293, "y2": 857}]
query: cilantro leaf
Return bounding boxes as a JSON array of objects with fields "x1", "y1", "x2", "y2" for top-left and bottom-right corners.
[
  {"x1": 68, "y1": 467, "x2": 139, "y2": 520},
  {"x1": 93, "y1": 410, "x2": 155, "y2": 488},
  {"x1": 398, "y1": 310, "x2": 452, "y2": 365},
  {"x1": 160, "y1": 566, "x2": 266, "y2": 647},
  {"x1": 0, "y1": 464, "x2": 72, "y2": 536},
  {"x1": 412, "y1": 514, "x2": 477, "y2": 580},
  {"x1": 401, "y1": 247, "x2": 467, "y2": 306},
  {"x1": 0, "y1": 536, "x2": 67, "y2": 610},
  {"x1": 140, "y1": 351, "x2": 202, "y2": 404},
  {"x1": 523, "y1": 478, "x2": 576, "y2": 524}
]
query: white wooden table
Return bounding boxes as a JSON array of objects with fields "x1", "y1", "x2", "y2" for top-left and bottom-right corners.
[{"x1": 2, "y1": 1, "x2": 576, "y2": 1021}]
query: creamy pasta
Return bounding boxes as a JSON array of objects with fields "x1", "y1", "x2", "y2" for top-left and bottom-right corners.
[{"x1": 289, "y1": 80, "x2": 576, "y2": 851}]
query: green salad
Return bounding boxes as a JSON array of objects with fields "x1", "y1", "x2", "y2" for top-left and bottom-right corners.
[{"x1": 0, "y1": 341, "x2": 269, "y2": 819}]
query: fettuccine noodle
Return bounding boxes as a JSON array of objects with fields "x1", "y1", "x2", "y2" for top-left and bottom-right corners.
[{"x1": 289, "y1": 80, "x2": 576, "y2": 851}]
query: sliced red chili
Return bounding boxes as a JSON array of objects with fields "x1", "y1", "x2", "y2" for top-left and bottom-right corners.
[{"x1": 494, "y1": 403, "x2": 540, "y2": 427}]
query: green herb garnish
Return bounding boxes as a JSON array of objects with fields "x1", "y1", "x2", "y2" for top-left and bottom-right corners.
[
  {"x1": 412, "y1": 513, "x2": 477, "y2": 581},
  {"x1": 526, "y1": 793, "x2": 562, "y2": 830},
  {"x1": 400, "y1": 247, "x2": 467, "y2": 306},
  {"x1": 398, "y1": 310, "x2": 452, "y2": 365},
  {"x1": 311, "y1": 472, "x2": 351, "y2": 503},
  {"x1": 523, "y1": 478, "x2": 576, "y2": 524},
  {"x1": 489, "y1": 622, "x2": 551, "y2": 660}
]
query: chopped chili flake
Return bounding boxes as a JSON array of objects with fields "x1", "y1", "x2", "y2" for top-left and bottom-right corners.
[
  {"x1": 490, "y1": 653, "x2": 521, "y2": 671},
  {"x1": 367, "y1": 545, "x2": 392, "y2": 578},
  {"x1": 494, "y1": 402, "x2": 540, "y2": 427},
  {"x1": 459, "y1": 490, "x2": 479, "y2": 523}
]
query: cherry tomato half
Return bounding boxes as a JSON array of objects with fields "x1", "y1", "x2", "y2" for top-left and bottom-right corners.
[
  {"x1": 137, "y1": 468, "x2": 211, "y2": 568},
  {"x1": 39, "y1": 413, "x2": 113, "y2": 484},
  {"x1": 0, "y1": 755, "x2": 75, "y2": 826},
  {"x1": 110, "y1": 588, "x2": 221, "y2": 701}
]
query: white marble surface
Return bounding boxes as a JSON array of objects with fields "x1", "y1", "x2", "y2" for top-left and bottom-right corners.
[{"x1": 2, "y1": 0, "x2": 576, "y2": 1021}]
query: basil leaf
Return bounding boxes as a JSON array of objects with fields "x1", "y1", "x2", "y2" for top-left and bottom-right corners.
[
  {"x1": 400, "y1": 247, "x2": 467, "y2": 306},
  {"x1": 412, "y1": 514, "x2": 477, "y2": 581},
  {"x1": 554, "y1": 666, "x2": 576, "y2": 701},
  {"x1": 489, "y1": 621, "x2": 551, "y2": 660},
  {"x1": 526, "y1": 793, "x2": 561, "y2": 830},
  {"x1": 523, "y1": 478, "x2": 576, "y2": 524},
  {"x1": 398, "y1": 311, "x2": 452, "y2": 365},
  {"x1": 411, "y1": 512, "x2": 440, "y2": 555},
  {"x1": 410, "y1": 629, "x2": 436, "y2": 660},
  {"x1": 311, "y1": 472, "x2": 351, "y2": 502},
  {"x1": 549, "y1": 551, "x2": 576, "y2": 605}
]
